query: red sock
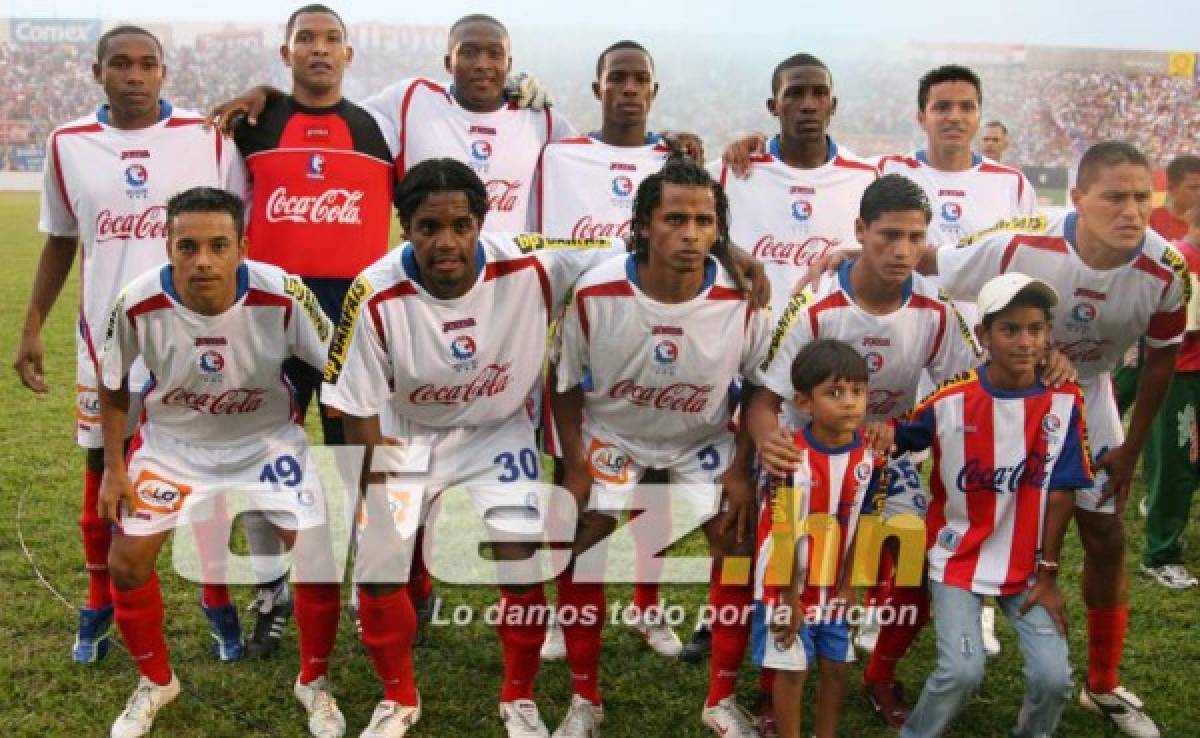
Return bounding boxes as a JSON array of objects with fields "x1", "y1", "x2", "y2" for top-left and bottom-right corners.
[
  {"x1": 497, "y1": 585, "x2": 547, "y2": 702},
  {"x1": 295, "y1": 583, "x2": 341, "y2": 684},
  {"x1": 408, "y1": 527, "x2": 434, "y2": 604},
  {"x1": 201, "y1": 585, "x2": 232, "y2": 609},
  {"x1": 358, "y1": 587, "x2": 418, "y2": 705},
  {"x1": 633, "y1": 583, "x2": 660, "y2": 614},
  {"x1": 705, "y1": 570, "x2": 752, "y2": 707},
  {"x1": 864, "y1": 585, "x2": 930, "y2": 685},
  {"x1": 557, "y1": 572, "x2": 605, "y2": 704},
  {"x1": 113, "y1": 573, "x2": 172, "y2": 686},
  {"x1": 1086, "y1": 606, "x2": 1128, "y2": 693},
  {"x1": 81, "y1": 468, "x2": 112, "y2": 608}
]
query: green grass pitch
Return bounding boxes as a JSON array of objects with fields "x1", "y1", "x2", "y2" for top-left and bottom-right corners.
[{"x1": 0, "y1": 191, "x2": 1196, "y2": 736}]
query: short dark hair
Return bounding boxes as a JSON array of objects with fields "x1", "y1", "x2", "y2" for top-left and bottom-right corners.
[
  {"x1": 96, "y1": 25, "x2": 163, "y2": 63},
  {"x1": 984, "y1": 120, "x2": 1008, "y2": 134},
  {"x1": 771, "y1": 52, "x2": 830, "y2": 96},
  {"x1": 1076, "y1": 141, "x2": 1151, "y2": 192},
  {"x1": 449, "y1": 13, "x2": 508, "y2": 42},
  {"x1": 596, "y1": 40, "x2": 654, "y2": 80},
  {"x1": 631, "y1": 155, "x2": 730, "y2": 260},
  {"x1": 285, "y1": 4, "x2": 347, "y2": 39},
  {"x1": 917, "y1": 64, "x2": 982, "y2": 111},
  {"x1": 1166, "y1": 155, "x2": 1200, "y2": 187},
  {"x1": 393, "y1": 158, "x2": 488, "y2": 226},
  {"x1": 166, "y1": 187, "x2": 245, "y2": 236},
  {"x1": 790, "y1": 339, "x2": 868, "y2": 396},
  {"x1": 980, "y1": 288, "x2": 1055, "y2": 329},
  {"x1": 860, "y1": 174, "x2": 931, "y2": 225}
]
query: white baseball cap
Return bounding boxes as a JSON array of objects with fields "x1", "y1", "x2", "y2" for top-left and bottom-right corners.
[{"x1": 976, "y1": 272, "x2": 1059, "y2": 319}]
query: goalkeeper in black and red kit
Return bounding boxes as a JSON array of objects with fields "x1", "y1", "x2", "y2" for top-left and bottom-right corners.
[{"x1": 229, "y1": 3, "x2": 394, "y2": 658}]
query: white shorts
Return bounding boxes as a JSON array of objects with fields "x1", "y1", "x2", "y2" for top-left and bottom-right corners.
[
  {"x1": 1076, "y1": 376, "x2": 1124, "y2": 514},
  {"x1": 582, "y1": 424, "x2": 733, "y2": 522},
  {"x1": 880, "y1": 453, "x2": 929, "y2": 519},
  {"x1": 120, "y1": 423, "x2": 327, "y2": 536},
  {"x1": 371, "y1": 408, "x2": 546, "y2": 536},
  {"x1": 76, "y1": 336, "x2": 144, "y2": 449}
]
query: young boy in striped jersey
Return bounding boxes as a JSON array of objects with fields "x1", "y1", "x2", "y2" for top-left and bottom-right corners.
[
  {"x1": 896, "y1": 273, "x2": 1093, "y2": 738},
  {"x1": 751, "y1": 339, "x2": 885, "y2": 738}
]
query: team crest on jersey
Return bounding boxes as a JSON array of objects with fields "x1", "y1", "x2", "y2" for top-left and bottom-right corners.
[
  {"x1": 307, "y1": 153, "x2": 326, "y2": 180},
  {"x1": 471, "y1": 140, "x2": 493, "y2": 161},
  {"x1": 124, "y1": 163, "x2": 149, "y2": 199},
  {"x1": 864, "y1": 351, "x2": 885, "y2": 374},
  {"x1": 133, "y1": 470, "x2": 193, "y2": 515},
  {"x1": 611, "y1": 175, "x2": 634, "y2": 198},
  {"x1": 1042, "y1": 414, "x2": 1062, "y2": 435},
  {"x1": 1071, "y1": 302, "x2": 1097, "y2": 324},
  {"x1": 449, "y1": 335, "x2": 479, "y2": 372},
  {"x1": 790, "y1": 200, "x2": 813, "y2": 222},
  {"x1": 652, "y1": 339, "x2": 679, "y2": 374},
  {"x1": 854, "y1": 460, "x2": 874, "y2": 483},
  {"x1": 940, "y1": 202, "x2": 963, "y2": 222},
  {"x1": 198, "y1": 350, "x2": 225, "y2": 378}
]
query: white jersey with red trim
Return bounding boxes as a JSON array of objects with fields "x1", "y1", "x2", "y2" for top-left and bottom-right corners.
[
  {"x1": 760, "y1": 260, "x2": 979, "y2": 426},
  {"x1": 894, "y1": 368, "x2": 1093, "y2": 595},
  {"x1": 362, "y1": 78, "x2": 576, "y2": 233},
  {"x1": 537, "y1": 134, "x2": 670, "y2": 239},
  {"x1": 877, "y1": 150, "x2": 1036, "y2": 249},
  {"x1": 712, "y1": 137, "x2": 877, "y2": 320},
  {"x1": 39, "y1": 103, "x2": 246, "y2": 364},
  {"x1": 937, "y1": 211, "x2": 1189, "y2": 382},
  {"x1": 321, "y1": 233, "x2": 620, "y2": 428},
  {"x1": 555, "y1": 254, "x2": 771, "y2": 460},
  {"x1": 100, "y1": 260, "x2": 332, "y2": 445}
]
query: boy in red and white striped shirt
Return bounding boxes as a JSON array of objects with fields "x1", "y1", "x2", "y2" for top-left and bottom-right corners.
[{"x1": 896, "y1": 273, "x2": 1092, "y2": 738}]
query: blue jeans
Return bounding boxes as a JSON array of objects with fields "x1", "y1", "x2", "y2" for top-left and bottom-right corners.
[{"x1": 900, "y1": 580, "x2": 1073, "y2": 738}]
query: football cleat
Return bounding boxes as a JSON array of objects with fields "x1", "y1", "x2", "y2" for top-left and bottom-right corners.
[
  {"x1": 628, "y1": 609, "x2": 682, "y2": 658},
  {"x1": 500, "y1": 699, "x2": 551, "y2": 738},
  {"x1": 246, "y1": 582, "x2": 292, "y2": 659},
  {"x1": 551, "y1": 694, "x2": 603, "y2": 737},
  {"x1": 1140, "y1": 563, "x2": 1198, "y2": 589},
  {"x1": 679, "y1": 623, "x2": 712, "y2": 665},
  {"x1": 360, "y1": 697, "x2": 421, "y2": 738},
  {"x1": 202, "y1": 602, "x2": 245, "y2": 662},
  {"x1": 1080, "y1": 685, "x2": 1161, "y2": 738},
  {"x1": 110, "y1": 673, "x2": 180, "y2": 738},
  {"x1": 863, "y1": 680, "x2": 911, "y2": 729},
  {"x1": 701, "y1": 696, "x2": 761, "y2": 737},
  {"x1": 541, "y1": 620, "x2": 567, "y2": 662},
  {"x1": 294, "y1": 675, "x2": 346, "y2": 738},
  {"x1": 73, "y1": 605, "x2": 114, "y2": 664}
]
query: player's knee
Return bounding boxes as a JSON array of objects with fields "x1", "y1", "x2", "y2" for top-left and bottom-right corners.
[
  {"x1": 939, "y1": 647, "x2": 985, "y2": 695},
  {"x1": 1079, "y1": 515, "x2": 1126, "y2": 564},
  {"x1": 107, "y1": 545, "x2": 152, "y2": 591},
  {"x1": 1026, "y1": 657, "x2": 1073, "y2": 701}
]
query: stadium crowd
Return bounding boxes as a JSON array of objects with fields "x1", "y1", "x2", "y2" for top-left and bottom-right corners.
[{"x1": 1, "y1": 35, "x2": 1198, "y2": 171}]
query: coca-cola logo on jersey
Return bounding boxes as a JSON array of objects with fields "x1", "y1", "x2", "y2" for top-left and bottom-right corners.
[
  {"x1": 265, "y1": 187, "x2": 364, "y2": 225},
  {"x1": 1055, "y1": 338, "x2": 1112, "y2": 364},
  {"x1": 95, "y1": 206, "x2": 168, "y2": 243},
  {"x1": 609, "y1": 379, "x2": 713, "y2": 414},
  {"x1": 409, "y1": 363, "x2": 512, "y2": 405},
  {"x1": 571, "y1": 216, "x2": 631, "y2": 240},
  {"x1": 752, "y1": 235, "x2": 840, "y2": 267},
  {"x1": 485, "y1": 180, "x2": 520, "y2": 213},
  {"x1": 955, "y1": 452, "x2": 1050, "y2": 495},
  {"x1": 161, "y1": 387, "x2": 266, "y2": 415}
]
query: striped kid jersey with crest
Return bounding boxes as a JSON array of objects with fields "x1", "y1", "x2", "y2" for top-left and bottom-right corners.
[
  {"x1": 754, "y1": 427, "x2": 883, "y2": 607},
  {"x1": 893, "y1": 367, "x2": 1094, "y2": 595}
]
